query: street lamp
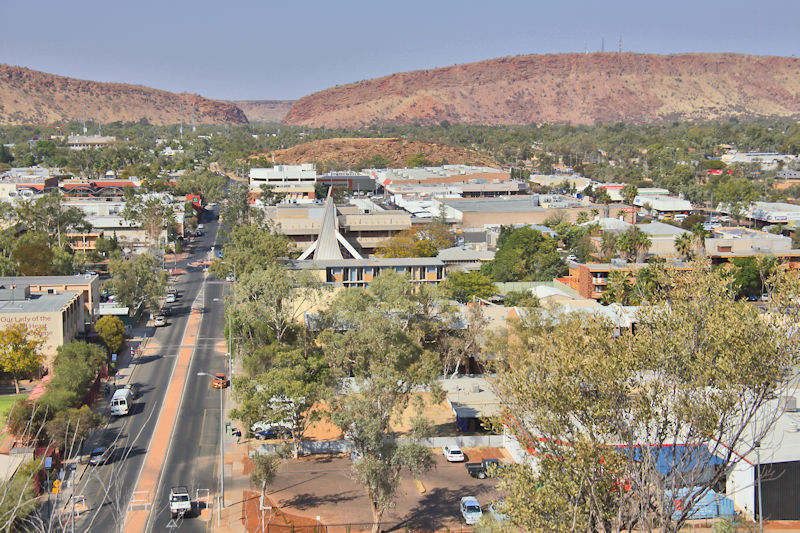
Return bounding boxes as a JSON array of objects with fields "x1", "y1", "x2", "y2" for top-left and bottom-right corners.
[
  {"x1": 219, "y1": 260, "x2": 236, "y2": 375},
  {"x1": 197, "y1": 372, "x2": 225, "y2": 511},
  {"x1": 755, "y1": 440, "x2": 763, "y2": 533}
]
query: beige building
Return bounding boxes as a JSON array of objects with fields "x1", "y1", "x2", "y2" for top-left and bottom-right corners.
[
  {"x1": 436, "y1": 197, "x2": 625, "y2": 228},
  {"x1": 0, "y1": 275, "x2": 101, "y2": 324},
  {"x1": 0, "y1": 285, "x2": 84, "y2": 366}
]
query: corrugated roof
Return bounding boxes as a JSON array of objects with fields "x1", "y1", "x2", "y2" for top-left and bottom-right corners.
[{"x1": 0, "y1": 291, "x2": 80, "y2": 313}]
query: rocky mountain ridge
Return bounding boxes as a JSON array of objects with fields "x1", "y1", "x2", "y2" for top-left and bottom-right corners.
[{"x1": 282, "y1": 53, "x2": 800, "y2": 128}]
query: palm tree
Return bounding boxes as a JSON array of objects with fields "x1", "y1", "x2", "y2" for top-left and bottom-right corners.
[
  {"x1": 595, "y1": 189, "x2": 612, "y2": 219},
  {"x1": 621, "y1": 184, "x2": 638, "y2": 224},
  {"x1": 600, "y1": 232, "x2": 618, "y2": 261},
  {"x1": 618, "y1": 227, "x2": 651, "y2": 262},
  {"x1": 691, "y1": 223, "x2": 706, "y2": 257},
  {"x1": 674, "y1": 233, "x2": 693, "y2": 261}
]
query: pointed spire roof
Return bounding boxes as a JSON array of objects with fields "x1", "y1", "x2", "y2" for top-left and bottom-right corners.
[{"x1": 313, "y1": 188, "x2": 343, "y2": 261}]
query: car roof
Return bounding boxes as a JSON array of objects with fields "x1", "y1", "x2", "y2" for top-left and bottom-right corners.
[
  {"x1": 461, "y1": 496, "x2": 479, "y2": 503},
  {"x1": 91, "y1": 447, "x2": 106, "y2": 454},
  {"x1": 448, "y1": 445, "x2": 461, "y2": 450}
]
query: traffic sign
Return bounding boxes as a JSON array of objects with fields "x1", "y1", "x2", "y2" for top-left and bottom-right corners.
[{"x1": 51, "y1": 479, "x2": 61, "y2": 494}]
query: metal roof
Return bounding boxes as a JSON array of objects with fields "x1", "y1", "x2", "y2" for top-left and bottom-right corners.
[
  {"x1": 0, "y1": 291, "x2": 80, "y2": 314},
  {"x1": 0, "y1": 275, "x2": 98, "y2": 285}
]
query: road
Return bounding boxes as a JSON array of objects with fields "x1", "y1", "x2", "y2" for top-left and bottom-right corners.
[
  {"x1": 73, "y1": 210, "x2": 223, "y2": 533},
  {"x1": 147, "y1": 272, "x2": 228, "y2": 532}
]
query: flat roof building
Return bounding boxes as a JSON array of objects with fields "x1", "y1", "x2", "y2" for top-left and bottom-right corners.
[
  {"x1": 0, "y1": 275, "x2": 101, "y2": 323},
  {"x1": 0, "y1": 285, "x2": 84, "y2": 366}
]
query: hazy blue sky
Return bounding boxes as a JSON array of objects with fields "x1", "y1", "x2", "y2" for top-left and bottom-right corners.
[{"x1": 1, "y1": 0, "x2": 798, "y2": 101}]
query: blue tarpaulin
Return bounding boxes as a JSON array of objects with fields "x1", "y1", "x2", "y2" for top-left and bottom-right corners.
[{"x1": 665, "y1": 487, "x2": 735, "y2": 520}]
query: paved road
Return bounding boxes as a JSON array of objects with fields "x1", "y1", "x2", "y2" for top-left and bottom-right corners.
[
  {"x1": 148, "y1": 273, "x2": 228, "y2": 532},
  {"x1": 74, "y1": 211, "x2": 221, "y2": 533}
]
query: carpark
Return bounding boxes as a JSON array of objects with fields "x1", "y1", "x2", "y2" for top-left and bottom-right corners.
[{"x1": 264, "y1": 448, "x2": 506, "y2": 531}]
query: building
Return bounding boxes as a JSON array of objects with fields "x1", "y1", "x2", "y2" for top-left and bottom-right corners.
[
  {"x1": 567, "y1": 260, "x2": 691, "y2": 300},
  {"x1": 719, "y1": 151, "x2": 796, "y2": 170},
  {"x1": 265, "y1": 201, "x2": 411, "y2": 255},
  {"x1": 249, "y1": 164, "x2": 317, "y2": 204},
  {"x1": 0, "y1": 284, "x2": 84, "y2": 365},
  {"x1": 316, "y1": 171, "x2": 378, "y2": 194},
  {"x1": 374, "y1": 165, "x2": 510, "y2": 187},
  {"x1": 582, "y1": 219, "x2": 692, "y2": 257},
  {"x1": 633, "y1": 195, "x2": 693, "y2": 218},
  {"x1": 66, "y1": 135, "x2": 117, "y2": 150},
  {"x1": 437, "y1": 246, "x2": 495, "y2": 272},
  {"x1": 745, "y1": 201, "x2": 800, "y2": 228},
  {"x1": 436, "y1": 196, "x2": 625, "y2": 227},
  {"x1": 0, "y1": 274, "x2": 101, "y2": 324},
  {"x1": 287, "y1": 189, "x2": 445, "y2": 286},
  {"x1": 706, "y1": 227, "x2": 800, "y2": 267},
  {"x1": 0, "y1": 174, "x2": 59, "y2": 202}
]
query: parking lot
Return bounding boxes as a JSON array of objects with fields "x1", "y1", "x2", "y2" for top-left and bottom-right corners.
[{"x1": 264, "y1": 448, "x2": 507, "y2": 531}]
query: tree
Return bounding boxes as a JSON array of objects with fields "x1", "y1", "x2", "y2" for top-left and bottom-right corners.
[
  {"x1": 481, "y1": 227, "x2": 566, "y2": 282},
  {"x1": 319, "y1": 273, "x2": 440, "y2": 532},
  {"x1": 377, "y1": 224, "x2": 454, "y2": 258},
  {"x1": 405, "y1": 152, "x2": 433, "y2": 168},
  {"x1": 234, "y1": 264, "x2": 327, "y2": 344},
  {"x1": 232, "y1": 346, "x2": 331, "y2": 458},
  {"x1": 728, "y1": 256, "x2": 776, "y2": 298},
  {"x1": 441, "y1": 270, "x2": 497, "y2": 302},
  {"x1": 174, "y1": 170, "x2": 227, "y2": 206},
  {"x1": 251, "y1": 453, "x2": 282, "y2": 507},
  {"x1": 105, "y1": 253, "x2": 167, "y2": 314},
  {"x1": 490, "y1": 261, "x2": 800, "y2": 532},
  {"x1": 674, "y1": 232, "x2": 693, "y2": 261},
  {"x1": 595, "y1": 189, "x2": 613, "y2": 218},
  {"x1": 13, "y1": 191, "x2": 90, "y2": 247},
  {"x1": 616, "y1": 226, "x2": 651, "y2": 262},
  {"x1": 210, "y1": 223, "x2": 292, "y2": 278},
  {"x1": 599, "y1": 231, "x2": 618, "y2": 261},
  {"x1": 0, "y1": 459, "x2": 42, "y2": 531},
  {"x1": 121, "y1": 190, "x2": 176, "y2": 247},
  {"x1": 95, "y1": 315, "x2": 126, "y2": 355},
  {"x1": 12, "y1": 242, "x2": 53, "y2": 276},
  {"x1": 259, "y1": 183, "x2": 286, "y2": 206},
  {"x1": 44, "y1": 405, "x2": 102, "y2": 451},
  {"x1": 503, "y1": 290, "x2": 540, "y2": 309},
  {"x1": 621, "y1": 184, "x2": 638, "y2": 223},
  {"x1": 0, "y1": 323, "x2": 45, "y2": 393}
]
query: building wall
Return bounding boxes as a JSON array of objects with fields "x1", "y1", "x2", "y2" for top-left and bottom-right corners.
[{"x1": 460, "y1": 206, "x2": 625, "y2": 228}]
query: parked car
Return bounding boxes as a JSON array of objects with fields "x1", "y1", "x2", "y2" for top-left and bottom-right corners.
[
  {"x1": 465, "y1": 459, "x2": 502, "y2": 479},
  {"x1": 160, "y1": 306, "x2": 171, "y2": 316},
  {"x1": 165, "y1": 293, "x2": 176, "y2": 304},
  {"x1": 197, "y1": 224, "x2": 204, "y2": 230},
  {"x1": 195, "y1": 230, "x2": 203, "y2": 237},
  {"x1": 460, "y1": 496, "x2": 482, "y2": 525},
  {"x1": 251, "y1": 421, "x2": 292, "y2": 439},
  {"x1": 212, "y1": 373, "x2": 228, "y2": 389},
  {"x1": 153, "y1": 315, "x2": 167, "y2": 327},
  {"x1": 225, "y1": 273, "x2": 235, "y2": 282},
  {"x1": 442, "y1": 444, "x2": 465, "y2": 462},
  {"x1": 566, "y1": 254, "x2": 578, "y2": 262}
]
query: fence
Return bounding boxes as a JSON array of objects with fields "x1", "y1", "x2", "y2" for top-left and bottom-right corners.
[
  {"x1": 255, "y1": 435, "x2": 505, "y2": 457},
  {"x1": 241, "y1": 520, "x2": 475, "y2": 533}
]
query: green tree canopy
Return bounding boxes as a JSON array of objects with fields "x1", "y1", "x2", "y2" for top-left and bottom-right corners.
[
  {"x1": 481, "y1": 227, "x2": 566, "y2": 282},
  {"x1": 0, "y1": 323, "x2": 45, "y2": 393},
  {"x1": 441, "y1": 270, "x2": 497, "y2": 302},
  {"x1": 105, "y1": 253, "x2": 167, "y2": 314},
  {"x1": 95, "y1": 315, "x2": 126, "y2": 355}
]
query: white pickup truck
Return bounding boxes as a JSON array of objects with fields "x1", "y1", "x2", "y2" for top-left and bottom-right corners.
[{"x1": 169, "y1": 486, "x2": 192, "y2": 519}]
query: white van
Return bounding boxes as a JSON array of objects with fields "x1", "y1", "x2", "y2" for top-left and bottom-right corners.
[{"x1": 110, "y1": 388, "x2": 133, "y2": 416}]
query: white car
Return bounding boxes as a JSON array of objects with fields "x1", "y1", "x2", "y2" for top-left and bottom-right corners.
[
  {"x1": 153, "y1": 315, "x2": 167, "y2": 327},
  {"x1": 442, "y1": 444, "x2": 465, "y2": 462},
  {"x1": 197, "y1": 224, "x2": 205, "y2": 230},
  {"x1": 460, "y1": 496, "x2": 482, "y2": 525},
  {"x1": 165, "y1": 293, "x2": 176, "y2": 304}
]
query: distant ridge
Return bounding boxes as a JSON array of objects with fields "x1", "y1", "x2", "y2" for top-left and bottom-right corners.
[
  {"x1": 282, "y1": 52, "x2": 800, "y2": 128},
  {"x1": 231, "y1": 100, "x2": 295, "y2": 123},
  {"x1": 0, "y1": 65, "x2": 248, "y2": 125}
]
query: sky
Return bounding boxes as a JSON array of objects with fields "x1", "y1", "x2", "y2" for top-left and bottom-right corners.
[{"x1": 1, "y1": 0, "x2": 799, "y2": 102}]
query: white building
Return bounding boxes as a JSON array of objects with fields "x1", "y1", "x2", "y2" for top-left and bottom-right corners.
[
  {"x1": 249, "y1": 164, "x2": 318, "y2": 204},
  {"x1": 633, "y1": 195, "x2": 693, "y2": 215}
]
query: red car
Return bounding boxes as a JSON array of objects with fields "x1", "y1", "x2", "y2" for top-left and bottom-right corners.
[{"x1": 212, "y1": 373, "x2": 228, "y2": 389}]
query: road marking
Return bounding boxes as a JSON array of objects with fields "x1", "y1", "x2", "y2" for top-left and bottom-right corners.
[{"x1": 199, "y1": 409, "x2": 207, "y2": 443}]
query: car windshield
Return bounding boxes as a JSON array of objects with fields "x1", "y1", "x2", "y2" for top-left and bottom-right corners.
[
  {"x1": 450, "y1": 448, "x2": 461, "y2": 453},
  {"x1": 465, "y1": 504, "x2": 481, "y2": 512},
  {"x1": 172, "y1": 495, "x2": 190, "y2": 502}
]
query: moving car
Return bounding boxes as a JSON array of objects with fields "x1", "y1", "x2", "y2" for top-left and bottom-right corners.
[
  {"x1": 87, "y1": 446, "x2": 112, "y2": 466},
  {"x1": 195, "y1": 230, "x2": 203, "y2": 237},
  {"x1": 165, "y1": 293, "x2": 176, "y2": 304},
  {"x1": 212, "y1": 373, "x2": 228, "y2": 389},
  {"x1": 460, "y1": 496, "x2": 482, "y2": 525},
  {"x1": 110, "y1": 388, "x2": 134, "y2": 416},
  {"x1": 442, "y1": 444, "x2": 465, "y2": 462},
  {"x1": 153, "y1": 315, "x2": 167, "y2": 327},
  {"x1": 169, "y1": 486, "x2": 192, "y2": 519}
]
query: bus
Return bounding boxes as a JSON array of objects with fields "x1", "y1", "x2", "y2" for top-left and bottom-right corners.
[{"x1": 110, "y1": 388, "x2": 133, "y2": 416}]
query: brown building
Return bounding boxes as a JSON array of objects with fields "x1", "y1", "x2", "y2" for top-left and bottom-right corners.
[{"x1": 567, "y1": 261, "x2": 691, "y2": 300}]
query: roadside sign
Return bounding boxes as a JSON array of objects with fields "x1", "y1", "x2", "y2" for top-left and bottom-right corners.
[
  {"x1": 52, "y1": 479, "x2": 61, "y2": 494},
  {"x1": 44, "y1": 457, "x2": 52, "y2": 469},
  {"x1": 112, "y1": 353, "x2": 117, "y2": 362}
]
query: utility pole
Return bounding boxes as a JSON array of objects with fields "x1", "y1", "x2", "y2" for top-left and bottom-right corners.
[
  {"x1": 82, "y1": 106, "x2": 87, "y2": 135},
  {"x1": 179, "y1": 104, "x2": 184, "y2": 141}
]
